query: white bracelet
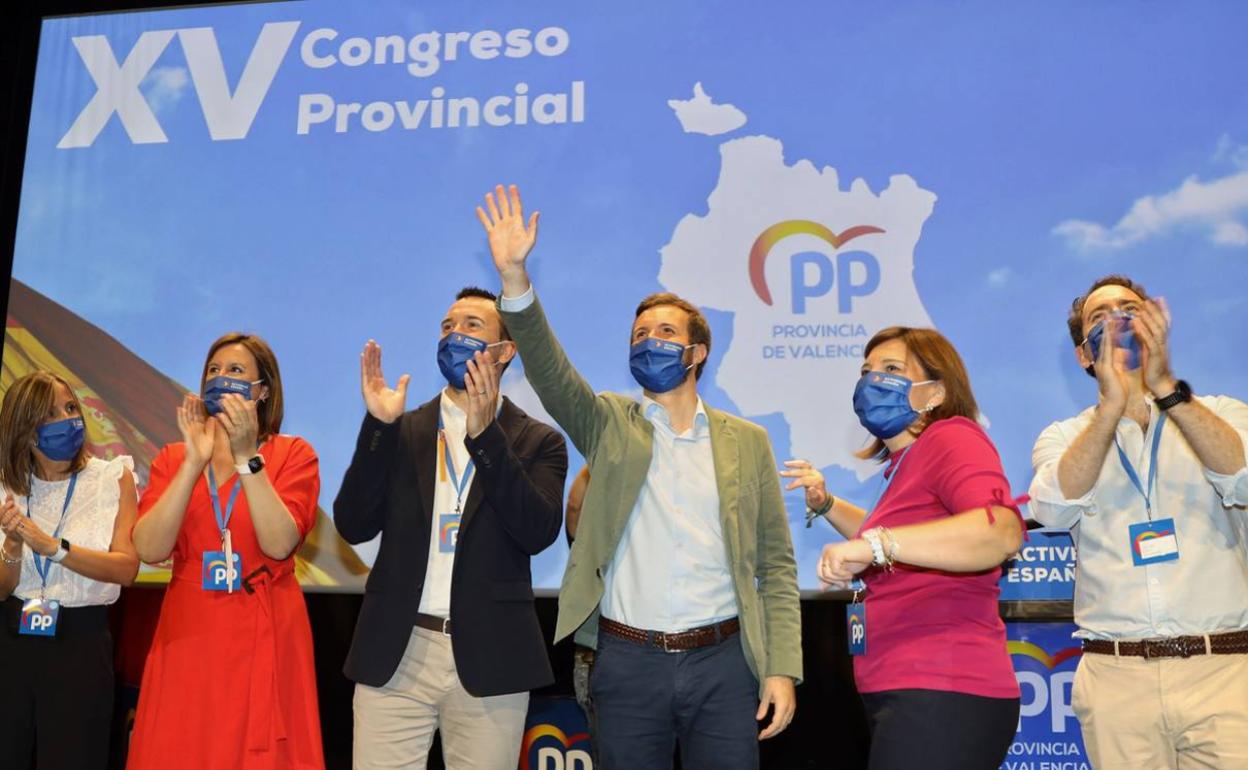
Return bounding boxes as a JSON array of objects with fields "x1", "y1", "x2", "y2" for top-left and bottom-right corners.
[{"x1": 862, "y1": 529, "x2": 887, "y2": 567}]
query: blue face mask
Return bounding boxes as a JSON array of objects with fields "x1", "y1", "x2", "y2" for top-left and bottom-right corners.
[
  {"x1": 36, "y1": 417, "x2": 85, "y2": 461},
  {"x1": 203, "y1": 376, "x2": 257, "y2": 416},
  {"x1": 630, "y1": 338, "x2": 695, "y2": 394},
  {"x1": 853, "y1": 372, "x2": 938, "y2": 440},
  {"x1": 438, "y1": 333, "x2": 506, "y2": 390},
  {"x1": 1085, "y1": 312, "x2": 1141, "y2": 370}
]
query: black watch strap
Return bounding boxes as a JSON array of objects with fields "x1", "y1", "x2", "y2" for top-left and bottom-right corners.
[{"x1": 1156, "y1": 380, "x2": 1192, "y2": 411}]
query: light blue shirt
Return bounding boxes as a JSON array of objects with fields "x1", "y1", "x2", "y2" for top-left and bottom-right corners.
[
  {"x1": 1030, "y1": 394, "x2": 1248, "y2": 640},
  {"x1": 599, "y1": 397, "x2": 738, "y2": 632},
  {"x1": 500, "y1": 286, "x2": 739, "y2": 632}
]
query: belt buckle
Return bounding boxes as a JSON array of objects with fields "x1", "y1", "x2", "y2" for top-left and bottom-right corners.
[
  {"x1": 441, "y1": 618, "x2": 452, "y2": 636},
  {"x1": 1143, "y1": 638, "x2": 1187, "y2": 659},
  {"x1": 660, "y1": 632, "x2": 680, "y2": 654}
]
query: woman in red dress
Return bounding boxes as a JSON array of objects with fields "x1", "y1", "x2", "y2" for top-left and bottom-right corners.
[{"x1": 128, "y1": 333, "x2": 324, "y2": 770}]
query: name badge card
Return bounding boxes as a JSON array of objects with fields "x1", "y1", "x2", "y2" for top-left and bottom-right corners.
[
  {"x1": 1129, "y1": 518, "x2": 1179, "y2": 566},
  {"x1": 846, "y1": 602, "x2": 867, "y2": 656},
  {"x1": 19, "y1": 598, "x2": 60, "y2": 637},
  {"x1": 202, "y1": 550, "x2": 243, "y2": 591},
  {"x1": 439, "y1": 513, "x2": 461, "y2": 554}
]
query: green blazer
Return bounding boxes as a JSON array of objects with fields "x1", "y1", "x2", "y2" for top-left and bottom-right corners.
[{"x1": 501, "y1": 294, "x2": 802, "y2": 690}]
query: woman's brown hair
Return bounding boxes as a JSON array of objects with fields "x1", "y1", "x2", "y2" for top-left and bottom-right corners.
[
  {"x1": 0, "y1": 371, "x2": 90, "y2": 496},
  {"x1": 856, "y1": 326, "x2": 980, "y2": 462},
  {"x1": 201, "y1": 333, "x2": 284, "y2": 440}
]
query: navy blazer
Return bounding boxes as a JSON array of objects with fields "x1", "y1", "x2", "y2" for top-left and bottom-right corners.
[{"x1": 334, "y1": 395, "x2": 567, "y2": 696}]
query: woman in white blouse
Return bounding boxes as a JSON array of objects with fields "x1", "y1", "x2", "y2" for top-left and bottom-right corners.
[{"x1": 0, "y1": 371, "x2": 140, "y2": 770}]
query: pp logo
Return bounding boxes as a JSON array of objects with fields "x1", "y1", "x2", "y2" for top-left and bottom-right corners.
[
  {"x1": 201, "y1": 551, "x2": 241, "y2": 591},
  {"x1": 1009, "y1": 639, "x2": 1081, "y2": 733},
  {"x1": 521, "y1": 724, "x2": 592, "y2": 770},
  {"x1": 849, "y1": 616, "x2": 865, "y2": 646},
  {"x1": 748, "y1": 221, "x2": 885, "y2": 314},
  {"x1": 19, "y1": 600, "x2": 60, "y2": 637},
  {"x1": 439, "y1": 514, "x2": 461, "y2": 554},
  {"x1": 58, "y1": 21, "x2": 301, "y2": 148}
]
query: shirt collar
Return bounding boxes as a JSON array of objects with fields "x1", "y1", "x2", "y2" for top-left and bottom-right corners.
[{"x1": 642, "y1": 395, "x2": 709, "y2": 436}]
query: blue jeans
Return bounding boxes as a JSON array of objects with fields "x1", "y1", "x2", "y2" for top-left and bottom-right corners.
[{"x1": 590, "y1": 629, "x2": 760, "y2": 770}]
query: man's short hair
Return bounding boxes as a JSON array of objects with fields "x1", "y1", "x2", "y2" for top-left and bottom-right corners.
[
  {"x1": 456, "y1": 286, "x2": 511, "y2": 341},
  {"x1": 1067, "y1": 274, "x2": 1150, "y2": 377},
  {"x1": 633, "y1": 293, "x2": 711, "y2": 380}
]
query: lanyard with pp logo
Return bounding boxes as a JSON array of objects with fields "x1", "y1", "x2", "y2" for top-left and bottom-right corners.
[
  {"x1": 1116, "y1": 413, "x2": 1179, "y2": 566},
  {"x1": 844, "y1": 446, "x2": 912, "y2": 655},
  {"x1": 437, "y1": 414, "x2": 475, "y2": 553},
  {"x1": 19, "y1": 472, "x2": 78, "y2": 637},
  {"x1": 202, "y1": 465, "x2": 243, "y2": 592}
]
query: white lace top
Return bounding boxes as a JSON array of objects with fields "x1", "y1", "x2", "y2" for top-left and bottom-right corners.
[{"x1": 5, "y1": 455, "x2": 134, "y2": 607}]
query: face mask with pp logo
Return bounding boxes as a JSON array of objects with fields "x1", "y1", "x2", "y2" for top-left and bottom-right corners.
[
  {"x1": 1085, "y1": 311, "x2": 1142, "y2": 370},
  {"x1": 852, "y1": 372, "x2": 938, "y2": 439},
  {"x1": 202, "y1": 376, "x2": 258, "y2": 416},
  {"x1": 36, "y1": 417, "x2": 86, "y2": 461},
  {"x1": 629, "y1": 337, "x2": 694, "y2": 394},
  {"x1": 438, "y1": 333, "x2": 508, "y2": 390}
]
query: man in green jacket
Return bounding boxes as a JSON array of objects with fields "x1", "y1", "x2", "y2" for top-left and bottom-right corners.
[{"x1": 477, "y1": 184, "x2": 801, "y2": 769}]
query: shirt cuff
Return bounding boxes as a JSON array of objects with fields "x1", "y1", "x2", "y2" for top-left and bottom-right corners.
[
  {"x1": 1205, "y1": 464, "x2": 1248, "y2": 508},
  {"x1": 498, "y1": 285, "x2": 535, "y2": 312},
  {"x1": 1027, "y1": 466, "x2": 1096, "y2": 527}
]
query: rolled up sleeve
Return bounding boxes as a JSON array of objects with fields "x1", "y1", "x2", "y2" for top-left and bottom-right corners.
[
  {"x1": 1029, "y1": 420, "x2": 1096, "y2": 529},
  {"x1": 1203, "y1": 396, "x2": 1248, "y2": 507}
]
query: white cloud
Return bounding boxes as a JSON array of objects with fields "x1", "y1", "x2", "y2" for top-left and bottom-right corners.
[
  {"x1": 985, "y1": 267, "x2": 1011, "y2": 287},
  {"x1": 143, "y1": 66, "x2": 190, "y2": 113},
  {"x1": 1053, "y1": 169, "x2": 1248, "y2": 251},
  {"x1": 1213, "y1": 134, "x2": 1248, "y2": 169},
  {"x1": 668, "y1": 82, "x2": 747, "y2": 137}
]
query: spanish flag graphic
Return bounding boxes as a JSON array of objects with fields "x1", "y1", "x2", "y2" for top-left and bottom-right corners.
[{"x1": 2, "y1": 280, "x2": 368, "y2": 589}]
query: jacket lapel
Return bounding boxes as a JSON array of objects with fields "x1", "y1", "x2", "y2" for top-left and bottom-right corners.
[{"x1": 707, "y1": 407, "x2": 742, "y2": 561}]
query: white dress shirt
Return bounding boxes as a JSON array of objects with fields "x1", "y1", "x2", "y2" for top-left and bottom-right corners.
[
  {"x1": 417, "y1": 390, "x2": 479, "y2": 618},
  {"x1": 1029, "y1": 394, "x2": 1248, "y2": 640}
]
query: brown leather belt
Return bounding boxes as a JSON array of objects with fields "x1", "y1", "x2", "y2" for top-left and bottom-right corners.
[
  {"x1": 599, "y1": 616, "x2": 739, "y2": 653},
  {"x1": 1082, "y1": 629, "x2": 1248, "y2": 659},
  {"x1": 415, "y1": 612, "x2": 452, "y2": 636}
]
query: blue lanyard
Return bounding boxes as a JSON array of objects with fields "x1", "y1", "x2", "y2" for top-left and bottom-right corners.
[
  {"x1": 438, "y1": 414, "x2": 475, "y2": 514},
  {"x1": 851, "y1": 445, "x2": 913, "y2": 600},
  {"x1": 27, "y1": 472, "x2": 78, "y2": 592},
  {"x1": 206, "y1": 465, "x2": 243, "y2": 535},
  {"x1": 1114, "y1": 412, "x2": 1166, "y2": 521},
  {"x1": 869, "y1": 444, "x2": 913, "y2": 514}
]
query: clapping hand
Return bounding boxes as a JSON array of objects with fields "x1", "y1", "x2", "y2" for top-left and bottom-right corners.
[
  {"x1": 463, "y1": 350, "x2": 502, "y2": 439},
  {"x1": 177, "y1": 394, "x2": 216, "y2": 469},
  {"x1": 361, "y1": 340, "x2": 410, "y2": 424}
]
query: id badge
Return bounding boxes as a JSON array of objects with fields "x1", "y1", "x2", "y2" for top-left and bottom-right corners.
[
  {"x1": 202, "y1": 550, "x2": 242, "y2": 591},
  {"x1": 438, "y1": 513, "x2": 461, "y2": 554},
  {"x1": 846, "y1": 602, "x2": 867, "y2": 656},
  {"x1": 1129, "y1": 518, "x2": 1180, "y2": 566},
  {"x1": 19, "y1": 598, "x2": 60, "y2": 637}
]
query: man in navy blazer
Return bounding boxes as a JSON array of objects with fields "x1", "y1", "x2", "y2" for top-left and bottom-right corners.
[{"x1": 334, "y1": 287, "x2": 568, "y2": 768}]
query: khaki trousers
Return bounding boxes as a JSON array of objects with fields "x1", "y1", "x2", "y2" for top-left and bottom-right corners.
[
  {"x1": 353, "y1": 627, "x2": 530, "y2": 769},
  {"x1": 1072, "y1": 651, "x2": 1248, "y2": 770}
]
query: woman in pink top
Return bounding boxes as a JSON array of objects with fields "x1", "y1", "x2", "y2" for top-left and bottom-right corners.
[{"x1": 784, "y1": 326, "x2": 1024, "y2": 770}]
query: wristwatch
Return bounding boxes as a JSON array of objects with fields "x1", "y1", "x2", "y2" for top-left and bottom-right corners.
[
  {"x1": 49, "y1": 538, "x2": 71, "y2": 563},
  {"x1": 236, "y1": 454, "x2": 266, "y2": 475},
  {"x1": 1155, "y1": 380, "x2": 1192, "y2": 411}
]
